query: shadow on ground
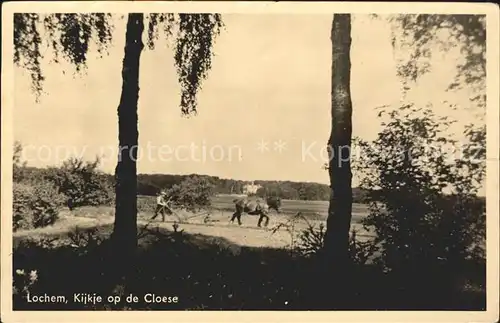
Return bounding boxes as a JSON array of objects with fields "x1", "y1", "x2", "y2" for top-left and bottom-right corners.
[{"x1": 12, "y1": 224, "x2": 486, "y2": 310}]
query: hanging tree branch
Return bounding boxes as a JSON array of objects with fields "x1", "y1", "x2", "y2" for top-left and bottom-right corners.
[{"x1": 14, "y1": 13, "x2": 114, "y2": 101}]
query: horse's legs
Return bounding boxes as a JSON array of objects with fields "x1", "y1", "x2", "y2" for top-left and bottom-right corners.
[
  {"x1": 264, "y1": 214, "x2": 269, "y2": 227},
  {"x1": 258, "y1": 212, "x2": 270, "y2": 227}
]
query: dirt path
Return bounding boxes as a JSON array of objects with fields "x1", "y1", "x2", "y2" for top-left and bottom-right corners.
[
  {"x1": 151, "y1": 220, "x2": 293, "y2": 248},
  {"x1": 14, "y1": 211, "x2": 374, "y2": 250},
  {"x1": 138, "y1": 213, "x2": 374, "y2": 248}
]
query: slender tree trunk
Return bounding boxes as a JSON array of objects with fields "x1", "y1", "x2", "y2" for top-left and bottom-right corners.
[
  {"x1": 112, "y1": 13, "x2": 144, "y2": 268},
  {"x1": 323, "y1": 13, "x2": 353, "y2": 283}
]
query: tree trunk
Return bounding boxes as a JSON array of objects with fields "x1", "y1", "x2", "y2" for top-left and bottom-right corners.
[
  {"x1": 323, "y1": 14, "x2": 353, "y2": 278},
  {"x1": 112, "y1": 13, "x2": 144, "y2": 268}
]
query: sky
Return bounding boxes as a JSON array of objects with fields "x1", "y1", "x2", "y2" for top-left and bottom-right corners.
[{"x1": 13, "y1": 14, "x2": 479, "y2": 186}]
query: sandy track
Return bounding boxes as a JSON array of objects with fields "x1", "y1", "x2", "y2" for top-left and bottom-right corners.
[
  {"x1": 13, "y1": 211, "x2": 374, "y2": 249},
  {"x1": 12, "y1": 216, "x2": 291, "y2": 248}
]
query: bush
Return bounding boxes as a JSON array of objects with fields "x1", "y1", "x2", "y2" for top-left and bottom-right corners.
[
  {"x1": 353, "y1": 104, "x2": 486, "y2": 278},
  {"x1": 294, "y1": 224, "x2": 377, "y2": 265},
  {"x1": 13, "y1": 182, "x2": 66, "y2": 231},
  {"x1": 269, "y1": 213, "x2": 375, "y2": 265},
  {"x1": 45, "y1": 157, "x2": 114, "y2": 209},
  {"x1": 137, "y1": 195, "x2": 157, "y2": 213},
  {"x1": 295, "y1": 221, "x2": 326, "y2": 258},
  {"x1": 164, "y1": 175, "x2": 215, "y2": 212}
]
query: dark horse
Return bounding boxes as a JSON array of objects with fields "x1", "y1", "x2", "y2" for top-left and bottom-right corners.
[
  {"x1": 230, "y1": 196, "x2": 281, "y2": 227},
  {"x1": 266, "y1": 196, "x2": 282, "y2": 213}
]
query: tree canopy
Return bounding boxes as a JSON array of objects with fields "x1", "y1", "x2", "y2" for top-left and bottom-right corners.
[
  {"x1": 390, "y1": 14, "x2": 486, "y2": 114},
  {"x1": 14, "y1": 13, "x2": 223, "y2": 114}
]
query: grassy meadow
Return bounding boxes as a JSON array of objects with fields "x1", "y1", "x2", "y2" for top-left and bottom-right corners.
[
  {"x1": 18, "y1": 195, "x2": 373, "y2": 250},
  {"x1": 210, "y1": 194, "x2": 369, "y2": 216},
  {"x1": 137, "y1": 194, "x2": 370, "y2": 220}
]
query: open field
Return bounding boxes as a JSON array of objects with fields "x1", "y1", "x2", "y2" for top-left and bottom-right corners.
[
  {"x1": 41, "y1": 196, "x2": 374, "y2": 250},
  {"x1": 139, "y1": 194, "x2": 372, "y2": 234},
  {"x1": 13, "y1": 213, "x2": 301, "y2": 250},
  {"x1": 13, "y1": 195, "x2": 373, "y2": 252},
  {"x1": 213, "y1": 194, "x2": 369, "y2": 215},
  {"x1": 139, "y1": 194, "x2": 370, "y2": 219},
  {"x1": 22, "y1": 200, "x2": 374, "y2": 251}
]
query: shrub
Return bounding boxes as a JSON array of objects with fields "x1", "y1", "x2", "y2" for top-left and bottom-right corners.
[
  {"x1": 270, "y1": 213, "x2": 375, "y2": 264},
  {"x1": 137, "y1": 195, "x2": 157, "y2": 213},
  {"x1": 295, "y1": 221, "x2": 326, "y2": 258},
  {"x1": 295, "y1": 224, "x2": 377, "y2": 265},
  {"x1": 13, "y1": 182, "x2": 66, "y2": 231},
  {"x1": 164, "y1": 175, "x2": 215, "y2": 212},
  {"x1": 353, "y1": 104, "x2": 486, "y2": 278},
  {"x1": 45, "y1": 157, "x2": 114, "y2": 209}
]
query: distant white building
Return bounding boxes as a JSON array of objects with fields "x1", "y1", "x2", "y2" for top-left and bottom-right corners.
[{"x1": 243, "y1": 181, "x2": 261, "y2": 195}]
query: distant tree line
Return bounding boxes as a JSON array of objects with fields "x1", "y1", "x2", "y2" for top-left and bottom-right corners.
[
  {"x1": 14, "y1": 160, "x2": 485, "y2": 208},
  {"x1": 16, "y1": 161, "x2": 370, "y2": 202},
  {"x1": 134, "y1": 174, "x2": 368, "y2": 201}
]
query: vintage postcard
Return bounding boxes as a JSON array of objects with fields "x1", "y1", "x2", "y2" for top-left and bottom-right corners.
[{"x1": 1, "y1": 1, "x2": 499, "y2": 322}]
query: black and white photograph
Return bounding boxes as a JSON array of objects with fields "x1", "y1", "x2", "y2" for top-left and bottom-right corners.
[{"x1": 1, "y1": 1, "x2": 498, "y2": 321}]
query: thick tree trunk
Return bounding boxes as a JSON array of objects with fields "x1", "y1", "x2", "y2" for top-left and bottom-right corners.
[
  {"x1": 112, "y1": 13, "x2": 144, "y2": 267},
  {"x1": 323, "y1": 14, "x2": 353, "y2": 273}
]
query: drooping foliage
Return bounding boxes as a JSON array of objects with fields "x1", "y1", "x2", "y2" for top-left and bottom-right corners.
[
  {"x1": 147, "y1": 13, "x2": 224, "y2": 115},
  {"x1": 14, "y1": 12, "x2": 224, "y2": 114},
  {"x1": 14, "y1": 13, "x2": 114, "y2": 99},
  {"x1": 389, "y1": 14, "x2": 486, "y2": 111}
]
